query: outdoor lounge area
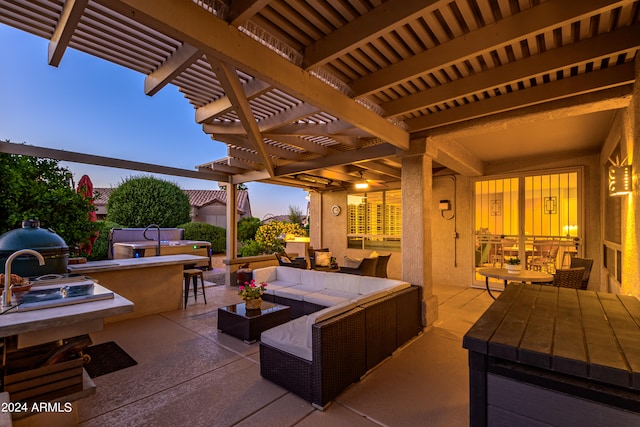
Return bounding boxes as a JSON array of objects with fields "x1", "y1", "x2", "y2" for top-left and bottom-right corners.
[
  {"x1": 2, "y1": 2, "x2": 640, "y2": 425},
  {"x1": 73, "y1": 281, "x2": 493, "y2": 426}
]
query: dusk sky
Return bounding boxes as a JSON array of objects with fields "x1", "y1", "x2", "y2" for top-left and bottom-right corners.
[{"x1": 1, "y1": 25, "x2": 309, "y2": 220}]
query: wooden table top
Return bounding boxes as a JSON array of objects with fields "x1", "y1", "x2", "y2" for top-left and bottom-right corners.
[
  {"x1": 478, "y1": 267, "x2": 553, "y2": 283},
  {"x1": 463, "y1": 283, "x2": 640, "y2": 390}
]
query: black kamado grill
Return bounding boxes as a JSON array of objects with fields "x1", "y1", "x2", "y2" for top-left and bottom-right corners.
[{"x1": 0, "y1": 219, "x2": 69, "y2": 277}]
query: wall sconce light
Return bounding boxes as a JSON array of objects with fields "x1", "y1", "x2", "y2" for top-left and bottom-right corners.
[{"x1": 608, "y1": 164, "x2": 632, "y2": 196}]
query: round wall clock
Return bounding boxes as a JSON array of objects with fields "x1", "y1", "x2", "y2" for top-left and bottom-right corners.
[{"x1": 331, "y1": 205, "x2": 341, "y2": 216}]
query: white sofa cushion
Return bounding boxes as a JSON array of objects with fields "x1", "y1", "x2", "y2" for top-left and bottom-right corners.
[
  {"x1": 305, "y1": 302, "x2": 356, "y2": 347},
  {"x1": 299, "y1": 269, "x2": 327, "y2": 289},
  {"x1": 275, "y1": 267, "x2": 303, "y2": 284},
  {"x1": 303, "y1": 291, "x2": 353, "y2": 307},
  {"x1": 352, "y1": 290, "x2": 392, "y2": 305},
  {"x1": 261, "y1": 301, "x2": 357, "y2": 361},
  {"x1": 252, "y1": 266, "x2": 277, "y2": 284},
  {"x1": 324, "y1": 273, "x2": 361, "y2": 294},
  {"x1": 261, "y1": 316, "x2": 311, "y2": 361},
  {"x1": 358, "y1": 277, "x2": 410, "y2": 294},
  {"x1": 255, "y1": 266, "x2": 410, "y2": 303},
  {"x1": 262, "y1": 281, "x2": 297, "y2": 295},
  {"x1": 274, "y1": 284, "x2": 322, "y2": 301}
]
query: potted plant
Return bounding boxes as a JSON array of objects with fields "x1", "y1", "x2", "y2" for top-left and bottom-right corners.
[
  {"x1": 505, "y1": 257, "x2": 522, "y2": 274},
  {"x1": 238, "y1": 279, "x2": 267, "y2": 309}
]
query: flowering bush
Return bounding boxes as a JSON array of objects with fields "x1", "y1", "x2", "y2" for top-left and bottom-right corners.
[
  {"x1": 255, "y1": 221, "x2": 306, "y2": 254},
  {"x1": 238, "y1": 279, "x2": 267, "y2": 300}
]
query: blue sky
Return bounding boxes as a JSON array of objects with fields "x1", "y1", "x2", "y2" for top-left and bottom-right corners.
[{"x1": 0, "y1": 25, "x2": 309, "y2": 220}]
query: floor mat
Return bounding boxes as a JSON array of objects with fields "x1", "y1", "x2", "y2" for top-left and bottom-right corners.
[{"x1": 83, "y1": 341, "x2": 137, "y2": 378}]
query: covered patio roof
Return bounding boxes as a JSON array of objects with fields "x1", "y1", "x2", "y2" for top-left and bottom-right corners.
[{"x1": 1, "y1": 0, "x2": 637, "y2": 189}]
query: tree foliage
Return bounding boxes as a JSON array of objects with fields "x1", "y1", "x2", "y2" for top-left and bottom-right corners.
[
  {"x1": 287, "y1": 204, "x2": 305, "y2": 225},
  {"x1": 107, "y1": 176, "x2": 190, "y2": 227},
  {"x1": 255, "y1": 220, "x2": 306, "y2": 254},
  {"x1": 237, "y1": 217, "x2": 261, "y2": 242},
  {"x1": 238, "y1": 239, "x2": 265, "y2": 257},
  {"x1": 176, "y1": 222, "x2": 226, "y2": 253},
  {"x1": 0, "y1": 150, "x2": 98, "y2": 254},
  {"x1": 87, "y1": 220, "x2": 122, "y2": 261}
]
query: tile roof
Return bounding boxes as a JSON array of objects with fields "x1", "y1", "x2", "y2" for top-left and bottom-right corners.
[{"x1": 94, "y1": 188, "x2": 251, "y2": 216}]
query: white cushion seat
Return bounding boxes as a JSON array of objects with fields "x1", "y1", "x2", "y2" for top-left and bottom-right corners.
[
  {"x1": 261, "y1": 302, "x2": 357, "y2": 361},
  {"x1": 274, "y1": 283, "x2": 323, "y2": 301},
  {"x1": 261, "y1": 280, "x2": 298, "y2": 295},
  {"x1": 261, "y1": 316, "x2": 311, "y2": 360},
  {"x1": 303, "y1": 290, "x2": 353, "y2": 306}
]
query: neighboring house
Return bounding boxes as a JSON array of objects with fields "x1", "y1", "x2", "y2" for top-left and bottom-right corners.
[
  {"x1": 261, "y1": 214, "x2": 290, "y2": 223},
  {"x1": 94, "y1": 188, "x2": 252, "y2": 228}
]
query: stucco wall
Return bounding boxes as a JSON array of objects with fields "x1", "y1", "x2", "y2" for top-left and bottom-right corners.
[
  {"x1": 620, "y1": 62, "x2": 639, "y2": 298},
  {"x1": 310, "y1": 190, "x2": 402, "y2": 280},
  {"x1": 431, "y1": 175, "x2": 474, "y2": 287},
  {"x1": 312, "y1": 151, "x2": 603, "y2": 290}
]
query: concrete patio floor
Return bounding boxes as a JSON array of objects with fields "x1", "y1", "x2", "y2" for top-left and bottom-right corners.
[{"x1": 76, "y1": 281, "x2": 494, "y2": 426}]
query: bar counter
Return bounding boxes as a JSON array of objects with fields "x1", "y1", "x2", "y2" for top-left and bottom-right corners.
[{"x1": 68, "y1": 255, "x2": 208, "y2": 321}]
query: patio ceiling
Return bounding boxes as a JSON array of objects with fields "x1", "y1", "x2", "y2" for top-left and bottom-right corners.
[{"x1": 1, "y1": 0, "x2": 638, "y2": 190}]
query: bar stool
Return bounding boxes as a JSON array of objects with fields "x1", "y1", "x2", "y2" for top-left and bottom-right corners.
[{"x1": 183, "y1": 268, "x2": 207, "y2": 308}]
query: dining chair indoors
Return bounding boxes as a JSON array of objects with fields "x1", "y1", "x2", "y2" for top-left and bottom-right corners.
[{"x1": 530, "y1": 241, "x2": 560, "y2": 273}]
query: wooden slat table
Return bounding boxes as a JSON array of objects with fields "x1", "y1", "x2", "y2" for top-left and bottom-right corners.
[{"x1": 463, "y1": 283, "x2": 640, "y2": 426}]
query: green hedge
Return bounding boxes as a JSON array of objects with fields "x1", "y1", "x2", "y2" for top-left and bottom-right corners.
[
  {"x1": 87, "y1": 220, "x2": 122, "y2": 261},
  {"x1": 177, "y1": 222, "x2": 226, "y2": 254}
]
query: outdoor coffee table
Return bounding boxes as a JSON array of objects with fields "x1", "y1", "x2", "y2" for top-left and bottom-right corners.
[{"x1": 217, "y1": 301, "x2": 290, "y2": 343}]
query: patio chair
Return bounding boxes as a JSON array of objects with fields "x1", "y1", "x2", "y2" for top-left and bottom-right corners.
[
  {"x1": 374, "y1": 253, "x2": 391, "y2": 278},
  {"x1": 277, "y1": 252, "x2": 307, "y2": 269},
  {"x1": 308, "y1": 247, "x2": 329, "y2": 269},
  {"x1": 339, "y1": 257, "x2": 378, "y2": 277},
  {"x1": 552, "y1": 267, "x2": 585, "y2": 289},
  {"x1": 569, "y1": 257, "x2": 593, "y2": 290}
]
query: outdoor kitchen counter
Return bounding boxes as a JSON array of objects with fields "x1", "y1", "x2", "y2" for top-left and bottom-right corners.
[
  {"x1": 68, "y1": 255, "x2": 208, "y2": 321},
  {"x1": 463, "y1": 283, "x2": 640, "y2": 426},
  {"x1": 0, "y1": 284, "x2": 133, "y2": 348},
  {"x1": 112, "y1": 241, "x2": 211, "y2": 268}
]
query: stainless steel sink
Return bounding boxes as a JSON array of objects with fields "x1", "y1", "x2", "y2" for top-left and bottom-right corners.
[{"x1": 12, "y1": 276, "x2": 114, "y2": 312}]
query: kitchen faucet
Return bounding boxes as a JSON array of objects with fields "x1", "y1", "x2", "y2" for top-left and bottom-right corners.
[
  {"x1": 143, "y1": 224, "x2": 161, "y2": 256},
  {"x1": 3, "y1": 249, "x2": 44, "y2": 307}
]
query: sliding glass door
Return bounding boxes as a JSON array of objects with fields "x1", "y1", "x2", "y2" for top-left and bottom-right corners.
[{"x1": 474, "y1": 169, "x2": 582, "y2": 286}]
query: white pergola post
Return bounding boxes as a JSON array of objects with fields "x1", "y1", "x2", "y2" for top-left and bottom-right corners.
[{"x1": 224, "y1": 181, "x2": 238, "y2": 286}]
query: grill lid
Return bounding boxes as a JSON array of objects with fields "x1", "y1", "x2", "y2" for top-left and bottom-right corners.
[{"x1": 0, "y1": 219, "x2": 68, "y2": 254}]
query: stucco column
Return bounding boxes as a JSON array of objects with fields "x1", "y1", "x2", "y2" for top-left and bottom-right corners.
[
  {"x1": 401, "y1": 151, "x2": 438, "y2": 328},
  {"x1": 225, "y1": 181, "x2": 238, "y2": 286}
]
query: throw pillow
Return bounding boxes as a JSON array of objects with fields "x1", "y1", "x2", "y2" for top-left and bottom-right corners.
[
  {"x1": 369, "y1": 250, "x2": 379, "y2": 258},
  {"x1": 280, "y1": 256, "x2": 291, "y2": 264},
  {"x1": 343, "y1": 255, "x2": 362, "y2": 268},
  {"x1": 315, "y1": 251, "x2": 331, "y2": 267}
]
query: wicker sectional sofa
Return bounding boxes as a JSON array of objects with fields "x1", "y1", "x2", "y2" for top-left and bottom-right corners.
[{"x1": 253, "y1": 266, "x2": 422, "y2": 409}]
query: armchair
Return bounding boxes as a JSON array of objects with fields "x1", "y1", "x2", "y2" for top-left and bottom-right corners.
[
  {"x1": 374, "y1": 253, "x2": 391, "y2": 278},
  {"x1": 569, "y1": 257, "x2": 593, "y2": 290},
  {"x1": 339, "y1": 257, "x2": 378, "y2": 276},
  {"x1": 277, "y1": 252, "x2": 307, "y2": 269},
  {"x1": 552, "y1": 267, "x2": 585, "y2": 289},
  {"x1": 308, "y1": 247, "x2": 330, "y2": 270}
]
